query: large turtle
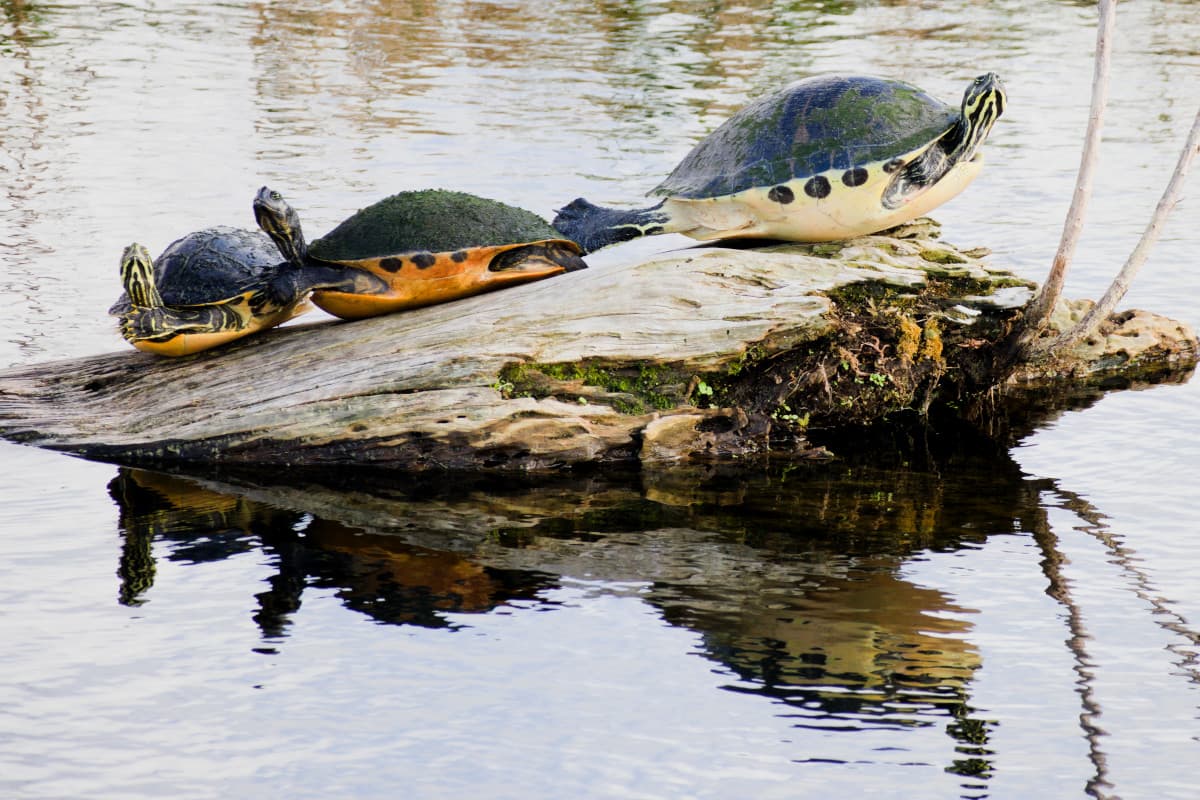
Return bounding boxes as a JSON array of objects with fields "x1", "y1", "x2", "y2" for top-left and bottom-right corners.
[
  {"x1": 110, "y1": 227, "x2": 385, "y2": 356},
  {"x1": 253, "y1": 186, "x2": 587, "y2": 320},
  {"x1": 553, "y1": 72, "x2": 1006, "y2": 252}
]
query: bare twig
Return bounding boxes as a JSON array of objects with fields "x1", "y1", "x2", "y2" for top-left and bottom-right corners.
[
  {"x1": 1010, "y1": 0, "x2": 1117, "y2": 357},
  {"x1": 1037, "y1": 106, "x2": 1200, "y2": 354}
]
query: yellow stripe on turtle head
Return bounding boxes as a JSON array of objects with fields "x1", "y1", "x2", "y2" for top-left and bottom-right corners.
[
  {"x1": 121, "y1": 243, "x2": 163, "y2": 309},
  {"x1": 958, "y1": 73, "x2": 1006, "y2": 163}
]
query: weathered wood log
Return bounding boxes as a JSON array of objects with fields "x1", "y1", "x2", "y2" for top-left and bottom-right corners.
[{"x1": 1, "y1": 220, "x2": 1195, "y2": 471}]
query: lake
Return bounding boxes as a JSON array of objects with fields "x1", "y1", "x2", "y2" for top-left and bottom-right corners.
[{"x1": 2, "y1": 1, "x2": 1199, "y2": 798}]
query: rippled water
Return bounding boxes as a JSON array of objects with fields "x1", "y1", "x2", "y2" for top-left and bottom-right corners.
[{"x1": 2, "y1": 1, "x2": 1200, "y2": 798}]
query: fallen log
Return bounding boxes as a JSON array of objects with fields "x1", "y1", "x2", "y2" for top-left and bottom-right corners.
[{"x1": 0, "y1": 220, "x2": 1195, "y2": 471}]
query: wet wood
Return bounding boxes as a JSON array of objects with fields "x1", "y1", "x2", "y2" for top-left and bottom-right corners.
[{"x1": 0, "y1": 221, "x2": 1195, "y2": 471}]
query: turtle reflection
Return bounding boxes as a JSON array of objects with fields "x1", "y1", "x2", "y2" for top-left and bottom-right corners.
[{"x1": 108, "y1": 469, "x2": 558, "y2": 633}]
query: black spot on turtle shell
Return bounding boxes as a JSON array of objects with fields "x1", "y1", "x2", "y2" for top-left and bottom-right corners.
[
  {"x1": 379, "y1": 257, "x2": 405, "y2": 272},
  {"x1": 451, "y1": 250, "x2": 468, "y2": 263},
  {"x1": 883, "y1": 158, "x2": 905, "y2": 174},
  {"x1": 804, "y1": 176, "x2": 832, "y2": 199},
  {"x1": 412, "y1": 252, "x2": 437, "y2": 269},
  {"x1": 767, "y1": 185, "x2": 795, "y2": 204},
  {"x1": 842, "y1": 167, "x2": 869, "y2": 187}
]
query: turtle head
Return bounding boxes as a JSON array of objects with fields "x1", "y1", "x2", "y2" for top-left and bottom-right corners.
[
  {"x1": 120, "y1": 243, "x2": 163, "y2": 308},
  {"x1": 956, "y1": 72, "x2": 1006, "y2": 162},
  {"x1": 880, "y1": 74, "x2": 1005, "y2": 210},
  {"x1": 254, "y1": 186, "x2": 307, "y2": 265}
]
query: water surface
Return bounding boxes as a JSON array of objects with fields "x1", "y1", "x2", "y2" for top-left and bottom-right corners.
[{"x1": 2, "y1": 1, "x2": 1199, "y2": 798}]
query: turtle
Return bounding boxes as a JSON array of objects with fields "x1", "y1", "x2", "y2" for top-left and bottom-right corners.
[
  {"x1": 252, "y1": 186, "x2": 587, "y2": 321},
  {"x1": 553, "y1": 72, "x2": 1006, "y2": 252},
  {"x1": 110, "y1": 226, "x2": 386, "y2": 356}
]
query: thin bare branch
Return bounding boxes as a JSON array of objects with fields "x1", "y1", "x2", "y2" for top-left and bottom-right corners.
[
  {"x1": 1011, "y1": 0, "x2": 1117, "y2": 355},
  {"x1": 1038, "y1": 105, "x2": 1200, "y2": 354}
]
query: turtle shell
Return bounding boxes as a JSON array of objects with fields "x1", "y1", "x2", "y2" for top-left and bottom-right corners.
[
  {"x1": 308, "y1": 190, "x2": 566, "y2": 262},
  {"x1": 109, "y1": 227, "x2": 280, "y2": 313},
  {"x1": 652, "y1": 74, "x2": 958, "y2": 200}
]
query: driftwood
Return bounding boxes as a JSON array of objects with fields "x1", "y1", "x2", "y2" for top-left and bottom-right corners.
[{"x1": 0, "y1": 220, "x2": 1195, "y2": 472}]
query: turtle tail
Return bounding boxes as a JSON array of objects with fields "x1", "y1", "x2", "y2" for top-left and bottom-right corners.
[{"x1": 552, "y1": 198, "x2": 670, "y2": 254}]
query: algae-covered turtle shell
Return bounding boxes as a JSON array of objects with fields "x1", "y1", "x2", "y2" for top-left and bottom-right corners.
[
  {"x1": 652, "y1": 74, "x2": 961, "y2": 200},
  {"x1": 254, "y1": 187, "x2": 587, "y2": 321},
  {"x1": 310, "y1": 190, "x2": 570, "y2": 260},
  {"x1": 554, "y1": 73, "x2": 1006, "y2": 252}
]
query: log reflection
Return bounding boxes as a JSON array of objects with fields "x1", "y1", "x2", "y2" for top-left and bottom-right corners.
[{"x1": 105, "y1": 419, "x2": 1069, "y2": 787}]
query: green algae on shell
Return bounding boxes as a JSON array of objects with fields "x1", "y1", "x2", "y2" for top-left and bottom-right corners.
[{"x1": 309, "y1": 189, "x2": 569, "y2": 261}]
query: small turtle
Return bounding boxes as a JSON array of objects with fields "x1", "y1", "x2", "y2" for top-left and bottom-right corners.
[
  {"x1": 554, "y1": 72, "x2": 1006, "y2": 252},
  {"x1": 110, "y1": 227, "x2": 385, "y2": 356},
  {"x1": 253, "y1": 186, "x2": 586, "y2": 320}
]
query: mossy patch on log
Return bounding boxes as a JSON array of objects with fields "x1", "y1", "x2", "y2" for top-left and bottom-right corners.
[
  {"x1": 712, "y1": 281, "x2": 1005, "y2": 431},
  {"x1": 489, "y1": 223, "x2": 1043, "y2": 439},
  {"x1": 495, "y1": 360, "x2": 693, "y2": 415}
]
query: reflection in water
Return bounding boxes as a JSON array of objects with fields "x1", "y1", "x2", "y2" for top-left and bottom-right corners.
[
  {"x1": 0, "y1": 0, "x2": 58, "y2": 360},
  {"x1": 240, "y1": 0, "x2": 1039, "y2": 199},
  {"x1": 1063, "y1": 496, "x2": 1200, "y2": 688},
  {"x1": 1035, "y1": 480, "x2": 1200, "y2": 800},
  {"x1": 109, "y1": 469, "x2": 559, "y2": 636},
  {"x1": 101, "y1": 385, "x2": 1200, "y2": 793},
  {"x1": 243, "y1": 0, "x2": 974, "y2": 149},
  {"x1": 105, "y1": 420, "x2": 1094, "y2": 791}
]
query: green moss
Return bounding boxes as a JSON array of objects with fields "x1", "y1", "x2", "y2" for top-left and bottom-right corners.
[
  {"x1": 489, "y1": 248, "x2": 1035, "y2": 432},
  {"x1": 496, "y1": 360, "x2": 694, "y2": 415},
  {"x1": 725, "y1": 344, "x2": 768, "y2": 377},
  {"x1": 610, "y1": 397, "x2": 646, "y2": 415},
  {"x1": 807, "y1": 242, "x2": 848, "y2": 258},
  {"x1": 494, "y1": 354, "x2": 778, "y2": 415},
  {"x1": 825, "y1": 280, "x2": 920, "y2": 311},
  {"x1": 919, "y1": 248, "x2": 969, "y2": 265}
]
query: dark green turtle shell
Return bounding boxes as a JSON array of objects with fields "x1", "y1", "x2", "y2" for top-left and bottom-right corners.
[
  {"x1": 308, "y1": 190, "x2": 566, "y2": 261},
  {"x1": 108, "y1": 227, "x2": 280, "y2": 313},
  {"x1": 652, "y1": 74, "x2": 959, "y2": 200}
]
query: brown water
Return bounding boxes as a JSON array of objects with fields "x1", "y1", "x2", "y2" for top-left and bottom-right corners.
[{"x1": 2, "y1": 1, "x2": 1200, "y2": 798}]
